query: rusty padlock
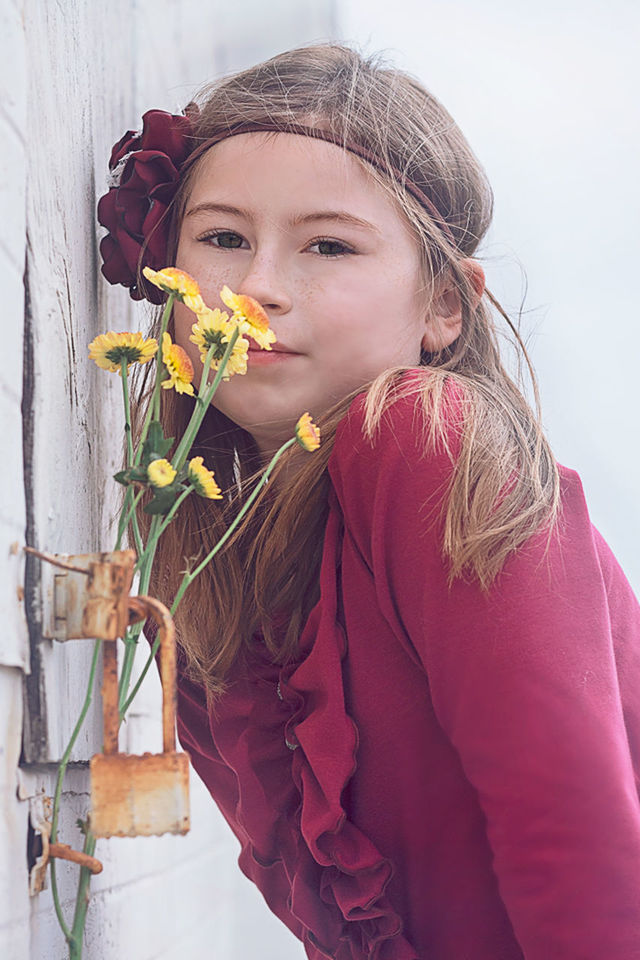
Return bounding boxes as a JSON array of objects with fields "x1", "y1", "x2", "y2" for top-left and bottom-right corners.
[{"x1": 88, "y1": 595, "x2": 190, "y2": 838}]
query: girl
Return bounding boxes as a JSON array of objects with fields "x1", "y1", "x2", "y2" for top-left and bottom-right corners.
[{"x1": 98, "y1": 43, "x2": 640, "y2": 959}]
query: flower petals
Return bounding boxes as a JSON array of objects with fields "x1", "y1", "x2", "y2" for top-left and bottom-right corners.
[
  {"x1": 295, "y1": 413, "x2": 321, "y2": 452},
  {"x1": 189, "y1": 308, "x2": 249, "y2": 379},
  {"x1": 161, "y1": 332, "x2": 195, "y2": 395},
  {"x1": 147, "y1": 458, "x2": 176, "y2": 488},
  {"x1": 88, "y1": 331, "x2": 158, "y2": 374},
  {"x1": 142, "y1": 266, "x2": 206, "y2": 313},
  {"x1": 188, "y1": 456, "x2": 223, "y2": 499},
  {"x1": 219, "y1": 285, "x2": 277, "y2": 351}
]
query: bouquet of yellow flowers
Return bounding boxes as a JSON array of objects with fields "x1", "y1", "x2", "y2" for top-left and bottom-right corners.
[
  {"x1": 88, "y1": 266, "x2": 320, "y2": 717},
  {"x1": 49, "y1": 267, "x2": 319, "y2": 960}
]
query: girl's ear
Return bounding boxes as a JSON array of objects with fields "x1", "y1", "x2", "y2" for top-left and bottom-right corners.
[{"x1": 421, "y1": 259, "x2": 485, "y2": 352}]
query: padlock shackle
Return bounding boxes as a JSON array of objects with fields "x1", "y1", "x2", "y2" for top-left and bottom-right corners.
[
  {"x1": 128, "y1": 595, "x2": 177, "y2": 755},
  {"x1": 100, "y1": 595, "x2": 178, "y2": 756}
]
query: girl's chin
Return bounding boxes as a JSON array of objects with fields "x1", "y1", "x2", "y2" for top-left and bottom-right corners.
[{"x1": 211, "y1": 397, "x2": 306, "y2": 435}]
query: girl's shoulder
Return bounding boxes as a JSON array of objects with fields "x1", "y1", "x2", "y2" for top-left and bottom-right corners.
[
  {"x1": 326, "y1": 368, "x2": 469, "y2": 565},
  {"x1": 329, "y1": 367, "x2": 465, "y2": 493}
]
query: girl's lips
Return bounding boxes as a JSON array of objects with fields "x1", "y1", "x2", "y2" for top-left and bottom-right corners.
[{"x1": 247, "y1": 349, "x2": 303, "y2": 364}]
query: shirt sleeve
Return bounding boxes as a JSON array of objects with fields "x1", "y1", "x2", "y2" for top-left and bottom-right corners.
[{"x1": 328, "y1": 377, "x2": 640, "y2": 959}]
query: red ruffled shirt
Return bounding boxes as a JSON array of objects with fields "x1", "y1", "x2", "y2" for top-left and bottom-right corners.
[{"x1": 153, "y1": 372, "x2": 640, "y2": 959}]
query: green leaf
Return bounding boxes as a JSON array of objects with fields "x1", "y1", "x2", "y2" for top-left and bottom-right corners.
[
  {"x1": 115, "y1": 462, "x2": 153, "y2": 486},
  {"x1": 142, "y1": 482, "x2": 186, "y2": 516},
  {"x1": 129, "y1": 466, "x2": 149, "y2": 484},
  {"x1": 113, "y1": 470, "x2": 131, "y2": 486},
  {"x1": 147, "y1": 420, "x2": 164, "y2": 451},
  {"x1": 141, "y1": 420, "x2": 175, "y2": 465}
]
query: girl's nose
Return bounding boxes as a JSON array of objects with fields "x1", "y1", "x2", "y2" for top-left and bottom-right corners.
[{"x1": 236, "y1": 255, "x2": 292, "y2": 315}]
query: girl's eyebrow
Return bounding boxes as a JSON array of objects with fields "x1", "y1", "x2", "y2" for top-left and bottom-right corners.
[{"x1": 185, "y1": 201, "x2": 381, "y2": 235}]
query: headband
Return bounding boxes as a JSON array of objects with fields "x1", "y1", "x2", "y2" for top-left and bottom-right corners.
[{"x1": 97, "y1": 108, "x2": 456, "y2": 304}]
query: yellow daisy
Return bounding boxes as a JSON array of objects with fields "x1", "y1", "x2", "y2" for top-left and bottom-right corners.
[
  {"x1": 295, "y1": 412, "x2": 321, "y2": 452},
  {"x1": 142, "y1": 266, "x2": 206, "y2": 313},
  {"x1": 161, "y1": 332, "x2": 195, "y2": 395},
  {"x1": 147, "y1": 458, "x2": 176, "y2": 488},
  {"x1": 219, "y1": 285, "x2": 277, "y2": 351},
  {"x1": 189, "y1": 308, "x2": 249, "y2": 380},
  {"x1": 88, "y1": 331, "x2": 157, "y2": 374},
  {"x1": 188, "y1": 456, "x2": 223, "y2": 500}
]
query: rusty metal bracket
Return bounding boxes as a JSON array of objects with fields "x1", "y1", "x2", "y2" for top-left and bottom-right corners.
[
  {"x1": 24, "y1": 547, "x2": 136, "y2": 641},
  {"x1": 28, "y1": 793, "x2": 103, "y2": 896}
]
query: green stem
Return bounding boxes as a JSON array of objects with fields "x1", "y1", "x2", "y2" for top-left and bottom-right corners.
[
  {"x1": 49, "y1": 637, "x2": 102, "y2": 946},
  {"x1": 171, "y1": 437, "x2": 295, "y2": 615},
  {"x1": 197, "y1": 341, "x2": 216, "y2": 396},
  {"x1": 117, "y1": 516, "x2": 160, "y2": 716},
  {"x1": 133, "y1": 391, "x2": 156, "y2": 470},
  {"x1": 115, "y1": 487, "x2": 132, "y2": 552},
  {"x1": 117, "y1": 483, "x2": 191, "y2": 718},
  {"x1": 122, "y1": 438, "x2": 295, "y2": 717},
  {"x1": 119, "y1": 322, "x2": 220, "y2": 700},
  {"x1": 127, "y1": 508, "x2": 144, "y2": 558},
  {"x1": 123, "y1": 303, "x2": 214, "y2": 562},
  {"x1": 53, "y1": 293, "x2": 199, "y2": 955},
  {"x1": 115, "y1": 360, "x2": 145, "y2": 555},
  {"x1": 68, "y1": 829, "x2": 97, "y2": 959},
  {"x1": 152, "y1": 294, "x2": 175, "y2": 422},
  {"x1": 171, "y1": 330, "x2": 239, "y2": 473},
  {"x1": 132, "y1": 522, "x2": 155, "y2": 576},
  {"x1": 155, "y1": 486, "x2": 195, "y2": 539},
  {"x1": 115, "y1": 488, "x2": 145, "y2": 552},
  {"x1": 120, "y1": 358, "x2": 134, "y2": 466},
  {"x1": 115, "y1": 488, "x2": 144, "y2": 557},
  {"x1": 68, "y1": 929, "x2": 81, "y2": 959},
  {"x1": 49, "y1": 856, "x2": 72, "y2": 946}
]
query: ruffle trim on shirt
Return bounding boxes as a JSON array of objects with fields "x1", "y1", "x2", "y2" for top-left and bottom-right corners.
[
  {"x1": 168, "y1": 490, "x2": 419, "y2": 959},
  {"x1": 242, "y1": 501, "x2": 419, "y2": 960},
  {"x1": 278, "y1": 671, "x2": 416, "y2": 957}
]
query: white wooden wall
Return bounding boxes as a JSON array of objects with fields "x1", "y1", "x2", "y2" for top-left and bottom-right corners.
[{"x1": 2, "y1": 2, "x2": 335, "y2": 958}]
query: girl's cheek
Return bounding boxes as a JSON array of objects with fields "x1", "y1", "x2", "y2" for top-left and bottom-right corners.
[{"x1": 173, "y1": 306, "x2": 197, "y2": 359}]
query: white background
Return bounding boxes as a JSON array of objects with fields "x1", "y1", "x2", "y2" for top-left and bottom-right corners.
[{"x1": 337, "y1": 0, "x2": 640, "y2": 593}]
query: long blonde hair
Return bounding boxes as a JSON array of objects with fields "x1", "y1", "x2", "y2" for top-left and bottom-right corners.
[{"x1": 130, "y1": 42, "x2": 560, "y2": 702}]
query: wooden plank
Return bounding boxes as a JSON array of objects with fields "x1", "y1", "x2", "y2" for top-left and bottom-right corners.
[{"x1": 0, "y1": 0, "x2": 30, "y2": 672}]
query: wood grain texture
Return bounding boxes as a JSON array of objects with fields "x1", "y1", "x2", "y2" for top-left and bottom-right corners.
[{"x1": 1, "y1": 0, "x2": 30, "y2": 672}]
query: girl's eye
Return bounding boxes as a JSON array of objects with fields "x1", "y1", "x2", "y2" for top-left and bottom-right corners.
[
  {"x1": 198, "y1": 230, "x2": 246, "y2": 249},
  {"x1": 308, "y1": 238, "x2": 354, "y2": 258},
  {"x1": 197, "y1": 230, "x2": 354, "y2": 258}
]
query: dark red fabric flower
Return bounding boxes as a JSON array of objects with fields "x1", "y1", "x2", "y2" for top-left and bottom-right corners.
[{"x1": 97, "y1": 110, "x2": 195, "y2": 303}]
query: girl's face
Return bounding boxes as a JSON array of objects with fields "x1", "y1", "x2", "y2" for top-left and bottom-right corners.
[{"x1": 174, "y1": 132, "x2": 435, "y2": 459}]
